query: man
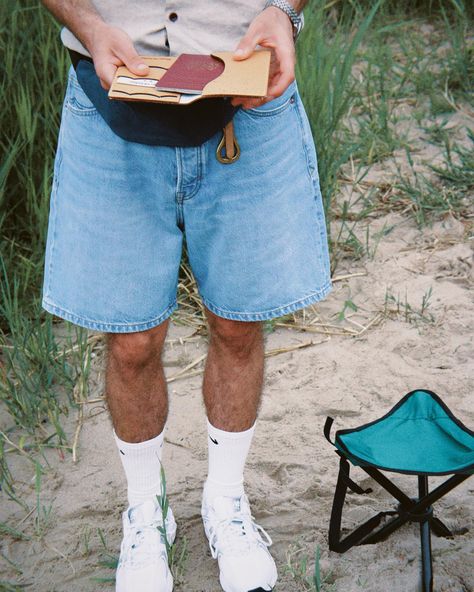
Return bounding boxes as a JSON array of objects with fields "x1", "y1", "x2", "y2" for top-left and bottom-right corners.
[{"x1": 40, "y1": 1, "x2": 332, "y2": 591}]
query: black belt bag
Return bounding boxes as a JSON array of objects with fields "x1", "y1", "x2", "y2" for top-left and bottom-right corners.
[{"x1": 69, "y1": 50, "x2": 239, "y2": 148}]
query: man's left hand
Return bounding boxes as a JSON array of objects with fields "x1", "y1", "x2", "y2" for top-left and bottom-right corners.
[{"x1": 231, "y1": 6, "x2": 296, "y2": 110}]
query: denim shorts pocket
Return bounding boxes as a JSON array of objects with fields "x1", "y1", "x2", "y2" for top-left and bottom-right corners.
[
  {"x1": 65, "y1": 71, "x2": 99, "y2": 117},
  {"x1": 242, "y1": 81, "x2": 297, "y2": 118}
]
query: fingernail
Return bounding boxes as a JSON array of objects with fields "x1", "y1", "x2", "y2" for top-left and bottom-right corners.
[
  {"x1": 234, "y1": 49, "x2": 245, "y2": 57},
  {"x1": 137, "y1": 63, "x2": 148, "y2": 70}
]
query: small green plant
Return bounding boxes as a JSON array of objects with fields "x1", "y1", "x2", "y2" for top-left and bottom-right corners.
[
  {"x1": 391, "y1": 147, "x2": 469, "y2": 227},
  {"x1": 430, "y1": 129, "x2": 474, "y2": 195},
  {"x1": 93, "y1": 528, "x2": 118, "y2": 585},
  {"x1": 285, "y1": 542, "x2": 337, "y2": 591},
  {"x1": 34, "y1": 464, "x2": 54, "y2": 538},
  {"x1": 80, "y1": 524, "x2": 93, "y2": 557},
  {"x1": 156, "y1": 465, "x2": 188, "y2": 583},
  {"x1": 0, "y1": 580, "x2": 28, "y2": 592},
  {"x1": 383, "y1": 286, "x2": 435, "y2": 325},
  {"x1": 338, "y1": 299, "x2": 359, "y2": 322},
  {"x1": 0, "y1": 522, "x2": 30, "y2": 542}
]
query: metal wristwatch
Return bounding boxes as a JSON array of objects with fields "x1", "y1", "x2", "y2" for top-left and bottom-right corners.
[{"x1": 264, "y1": 0, "x2": 304, "y2": 40}]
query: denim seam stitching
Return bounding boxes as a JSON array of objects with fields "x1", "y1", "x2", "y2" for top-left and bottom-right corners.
[
  {"x1": 201, "y1": 283, "x2": 332, "y2": 319},
  {"x1": 180, "y1": 147, "x2": 203, "y2": 201},
  {"x1": 42, "y1": 297, "x2": 178, "y2": 330},
  {"x1": 65, "y1": 99, "x2": 99, "y2": 117},
  {"x1": 44, "y1": 144, "x2": 64, "y2": 302},
  {"x1": 175, "y1": 147, "x2": 184, "y2": 203},
  {"x1": 293, "y1": 99, "x2": 315, "y2": 187}
]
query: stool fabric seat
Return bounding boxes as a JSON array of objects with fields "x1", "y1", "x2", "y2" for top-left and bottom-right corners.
[{"x1": 335, "y1": 389, "x2": 474, "y2": 475}]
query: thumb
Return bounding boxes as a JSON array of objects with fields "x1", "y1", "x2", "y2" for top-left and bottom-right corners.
[
  {"x1": 233, "y1": 31, "x2": 260, "y2": 60},
  {"x1": 118, "y1": 42, "x2": 149, "y2": 76}
]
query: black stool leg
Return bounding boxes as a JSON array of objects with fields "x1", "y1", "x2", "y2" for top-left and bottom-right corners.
[{"x1": 419, "y1": 476, "x2": 433, "y2": 592}]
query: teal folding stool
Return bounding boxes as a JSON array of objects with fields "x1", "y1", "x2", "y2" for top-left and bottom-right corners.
[{"x1": 324, "y1": 389, "x2": 474, "y2": 592}]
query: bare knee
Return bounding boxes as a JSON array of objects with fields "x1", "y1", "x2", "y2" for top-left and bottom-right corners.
[
  {"x1": 107, "y1": 320, "x2": 169, "y2": 372},
  {"x1": 206, "y1": 310, "x2": 262, "y2": 359}
]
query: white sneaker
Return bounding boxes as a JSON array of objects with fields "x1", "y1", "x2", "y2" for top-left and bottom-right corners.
[
  {"x1": 116, "y1": 498, "x2": 177, "y2": 592},
  {"x1": 202, "y1": 492, "x2": 278, "y2": 592}
]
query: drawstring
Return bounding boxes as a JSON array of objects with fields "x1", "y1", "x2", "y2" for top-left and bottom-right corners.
[{"x1": 216, "y1": 120, "x2": 240, "y2": 164}]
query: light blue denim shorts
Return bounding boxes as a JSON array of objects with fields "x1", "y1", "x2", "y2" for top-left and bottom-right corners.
[{"x1": 42, "y1": 67, "x2": 332, "y2": 332}]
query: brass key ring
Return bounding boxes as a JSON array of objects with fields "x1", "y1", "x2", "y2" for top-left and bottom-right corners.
[{"x1": 216, "y1": 120, "x2": 240, "y2": 164}]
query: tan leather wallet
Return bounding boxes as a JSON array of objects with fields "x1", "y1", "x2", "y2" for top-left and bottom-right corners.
[{"x1": 109, "y1": 50, "x2": 271, "y2": 105}]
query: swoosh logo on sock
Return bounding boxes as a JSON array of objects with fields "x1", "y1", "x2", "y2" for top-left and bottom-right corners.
[{"x1": 209, "y1": 436, "x2": 219, "y2": 445}]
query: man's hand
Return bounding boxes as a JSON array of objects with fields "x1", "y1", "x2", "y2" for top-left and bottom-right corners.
[
  {"x1": 41, "y1": 1, "x2": 149, "y2": 90},
  {"x1": 231, "y1": 6, "x2": 295, "y2": 110},
  {"x1": 88, "y1": 23, "x2": 150, "y2": 90}
]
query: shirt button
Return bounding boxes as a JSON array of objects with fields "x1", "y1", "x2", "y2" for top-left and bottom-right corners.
[{"x1": 168, "y1": 12, "x2": 178, "y2": 22}]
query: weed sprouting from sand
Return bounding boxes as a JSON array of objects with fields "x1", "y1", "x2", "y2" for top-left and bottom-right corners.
[
  {"x1": 383, "y1": 286, "x2": 435, "y2": 325},
  {"x1": 285, "y1": 542, "x2": 337, "y2": 591},
  {"x1": 156, "y1": 464, "x2": 188, "y2": 583},
  {"x1": 430, "y1": 129, "x2": 474, "y2": 195},
  {"x1": 33, "y1": 464, "x2": 54, "y2": 538},
  {"x1": 0, "y1": 580, "x2": 28, "y2": 591},
  {"x1": 337, "y1": 299, "x2": 358, "y2": 322},
  {"x1": 0, "y1": 522, "x2": 30, "y2": 542},
  {"x1": 391, "y1": 148, "x2": 470, "y2": 227},
  {"x1": 93, "y1": 528, "x2": 119, "y2": 584},
  {"x1": 0, "y1": 318, "x2": 92, "y2": 499}
]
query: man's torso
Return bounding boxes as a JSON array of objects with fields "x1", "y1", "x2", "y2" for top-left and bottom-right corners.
[{"x1": 61, "y1": 0, "x2": 268, "y2": 57}]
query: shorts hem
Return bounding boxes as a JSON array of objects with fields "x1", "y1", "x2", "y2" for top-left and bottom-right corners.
[
  {"x1": 201, "y1": 282, "x2": 332, "y2": 322},
  {"x1": 41, "y1": 297, "x2": 178, "y2": 333}
]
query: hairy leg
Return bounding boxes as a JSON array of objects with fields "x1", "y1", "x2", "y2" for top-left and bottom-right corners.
[
  {"x1": 106, "y1": 320, "x2": 169, "y2": 442},
  {"x1": 203, "y1": 309, "x2": 264, "y2": 431}
]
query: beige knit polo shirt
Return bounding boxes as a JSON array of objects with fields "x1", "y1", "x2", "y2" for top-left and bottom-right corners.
[{"x1": 61, "y1": 1, "x2": 268, "y2": 57}]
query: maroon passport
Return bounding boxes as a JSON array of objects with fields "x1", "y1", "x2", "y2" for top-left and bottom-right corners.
[{"x1": 155, "y1": 54, "x2": 225, "y2": 95}]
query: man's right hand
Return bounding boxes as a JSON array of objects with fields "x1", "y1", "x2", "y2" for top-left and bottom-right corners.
[{"x1": 88, "y1": 23, "x2": 149, "y2": 90}]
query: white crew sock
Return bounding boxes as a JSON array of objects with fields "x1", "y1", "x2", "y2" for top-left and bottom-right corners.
[
  {"x1": 114, "y1": 428, "x2": 165, "y2": 508},
  {"x1": 204, "y1": 418, "x2": 256, "y2": 502}
]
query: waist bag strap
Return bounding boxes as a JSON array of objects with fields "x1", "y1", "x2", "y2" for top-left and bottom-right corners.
[
  {"x1": 65, "y1": 49, "x2": 239, "y2": 149},
  {"x1": 69, "y1": 49, "x2": 93, "y2": 70}
]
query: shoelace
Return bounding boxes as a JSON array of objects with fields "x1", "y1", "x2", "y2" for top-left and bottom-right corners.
[
  {"x1": 120, "y1": 519, "x2": 168, "y2": 567},
  {"x1": 208, "y1": 510, "x2": 272, "y2": 559}
]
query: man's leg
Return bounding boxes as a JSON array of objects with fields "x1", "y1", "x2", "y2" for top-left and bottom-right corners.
[
  {"x1": 106, "y1": 321, "x2": 170, "y2": 507},
  {"x1": 106, "y1": 321, "x2": 177, "y2": 592},
  {"x1": 201, "y1": 310, "x2": 277, "y2": 592},
  {"x1": 203, "y1": 310, "x2": 263, "y2": 500},
  {"x1": 203, "y1": 310, "x2": 264, "y2": 432},
  {"x1": 107, "y1": 321, "x2": 169, "y2": 443}
]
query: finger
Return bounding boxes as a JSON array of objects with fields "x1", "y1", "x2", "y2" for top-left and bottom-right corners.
[
  {"x1": 244, "y1": 97, "x2": 270, "y2": 109},
  {"x1": 230, "y1": 96, "x2": 246, "y2": 107},
  {"x1": 230, "y1": 96, "x2": 263, "y2": 107},
  {"x1": 96, "y1": 61, "x2": 118, "y2": 90},
  {"x1": 266, "y1": 50, "x2": 295, "y2": 99},
  {"x1": 233, "y1": 29, "x2": 262, "y2": 60},
  {"x1": 116, "y1": 38, "x2": 149, "y2": 76}
]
